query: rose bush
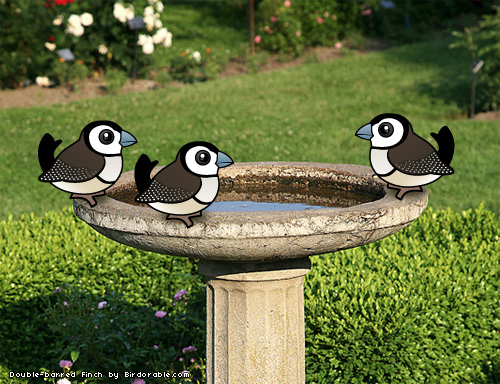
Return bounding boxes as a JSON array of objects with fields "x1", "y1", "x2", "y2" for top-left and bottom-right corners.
[
  {"x1": 254, "y1": 0, "x2": 378, "y2": 55},
  {"x1": 0, "y1": 0, "x2": 172, "y2": 88}
]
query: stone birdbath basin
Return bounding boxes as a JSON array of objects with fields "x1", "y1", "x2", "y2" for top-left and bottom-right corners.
[{"x1": 74, "y1": 162, "x2": 427, "y2": 384}]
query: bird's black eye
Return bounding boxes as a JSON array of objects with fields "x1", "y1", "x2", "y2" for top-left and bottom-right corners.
[
  {"x1": 195, "y1": 150, "x2": 210, "y2": 165},
  {"x1": 378, "y1": 122, "x2": 394, "y2": 138},
  {"x1": 99, "y1": 129, "x2": 114, "y2": 144}
]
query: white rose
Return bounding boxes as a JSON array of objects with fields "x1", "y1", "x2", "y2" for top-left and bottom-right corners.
[
  {"x1": 67, "y1": 24, "x2": 84, "y2": 37},
  {"x1": 36, "y1": 76, "x2": 50, "y2": 87},
  {"x1": 155, "y1": 1, "x2": 164, "y2": 12},
  {"x1": 192, "y1": 51, "x2": 201, "y2": 63},
  {"x1": 143, "y1": 15, "x2": 155, "y2": 31},
  {"x1": 148, "y1": 0, "x2": 156, "y2": 4},
  {"x1": 142, "y1": 42, "x2": 154, "y2": 55},
  {"x1": 163, "y1": 31, "x2": 172, "y2": 47},
  {"x1": 153, "y1": 27, "x2": 167, "y2": 44},
  {"x1": 45, "y1": 42, "x2": 56, "y2": 51},
  {"x1": 137, "y1": 34, "x2": 150, "y2": 46},
  {"x1": 53, "y1": 15, "x2": 63, "y2": 26},
  {"x1": 113, "y1": 3, "x2": 127, "y2": 23},
  {"x1": 80, "y1": 13, "x2": 93, "y2": 27},
  {"x1": 144, "y1": 6, "x2": 154, "y2": 16},
  {"x1": 155, "y1": 18, "x2": 162, "y2": 29},
  {"x1": 125, "y1": 5, "x2": 134, "y2": 20},
  {"x1": 67, "y1": 14, "x2": 81, "y2": 27},
  {"x1": 98, "y1": 44, "x2": 108, "y2": 55}
]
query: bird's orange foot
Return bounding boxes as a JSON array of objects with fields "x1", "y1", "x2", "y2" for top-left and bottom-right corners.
[
  {"x1": 166, "y1": 212, "x2": 202, "y2": 228},
  {"x1": 386, "y1": 184, "x2": 423, "y2": 200},
  {"x1": 70, "y1": 191, "x2": 106, "y2": 207}
]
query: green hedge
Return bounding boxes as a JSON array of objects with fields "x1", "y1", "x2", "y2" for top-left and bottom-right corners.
[
  {"x1": 306, "y1": 205, "x2": 500, "y2": 383},
  {"x1": 0, "y1": 206, "x2": 499, "y2": 383},
  {"x1": 0, "y1": 208, "x2": 206, "y2": 383}
]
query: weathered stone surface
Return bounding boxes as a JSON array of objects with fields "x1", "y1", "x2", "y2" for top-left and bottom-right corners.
[
  {"x1": 74, "y1": 162, "x2": 428, "y2": 262},
  {"x1": 200, "y1": 258, "x2": 311, "y2": 384}
]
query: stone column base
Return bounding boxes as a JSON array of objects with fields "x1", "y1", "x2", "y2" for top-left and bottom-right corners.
[{"x1": 199, "y1": 257, "x2": 311, "y2": 384}]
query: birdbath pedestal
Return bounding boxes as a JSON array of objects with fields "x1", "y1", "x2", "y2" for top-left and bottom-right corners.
[{"x1": 74, "y1": 162, "x2": 428, "y2": 384}]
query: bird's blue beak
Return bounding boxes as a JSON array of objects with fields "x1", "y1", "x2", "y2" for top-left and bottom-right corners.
[
  {"x1": 120, "y1": 130, "x2": 137, "y2": 147},
  {"x1": 355, "y1": 124, "x2": 373, "y2": 140},
  {"x1": 216, "y1": 151, "x2": 233, "y2": 168}
]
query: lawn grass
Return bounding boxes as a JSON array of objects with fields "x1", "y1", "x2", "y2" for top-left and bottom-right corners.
[{"x1": 0, "y1": 37, "x2": 498, "y2": 219}]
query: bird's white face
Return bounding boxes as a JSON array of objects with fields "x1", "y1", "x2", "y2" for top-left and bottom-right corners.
[
  {"x1": 184, "y1": 145, "x2": 219, "y2": 176},
  {"x1": 88, "y1": 125, "x2": 123, "y2": 155},
  {"x1": 370, "y1": 118, "x2": 405, "y2": 148}
]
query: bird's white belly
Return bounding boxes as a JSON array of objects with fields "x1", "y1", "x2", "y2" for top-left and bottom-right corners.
[
  {"x1": 149, "y1": 200, "x2": 208, "y2": 215},
  {"x1": 99, "y1": 156, "x2": 123, "y2": 183},
  {"x1": 381, "y1": 170, "x2": 441, "y2": 187},
  {"x1": 370, "y1": 149, "x2": 394, "y2": 175},
  {"x1": 53, "y1": 178, "x2": 111, "y2": 194},
  {"x1": 196, "y1": 177, "x2": 219, "y2": 203}
]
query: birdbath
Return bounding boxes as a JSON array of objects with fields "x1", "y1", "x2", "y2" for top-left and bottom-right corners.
[{"x1": 74, "y1": 162, "x2": 427, "y2": 383}]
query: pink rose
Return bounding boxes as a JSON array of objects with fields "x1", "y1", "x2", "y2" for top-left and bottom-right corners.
[
  {"x1": 155, "y1": 310, "x2": 167, "y2": 318},
  {"x1": 284, "y1": 0, "x2": 291, "y2": 7},
  {"x1": 335, "y1": 42, "x2": 342, "y2": 50},
  {"x1": 316, "y1": 17, "x2": 324, "y2": 24},
  {"x1": 254, "y1": 35, "x2": 261, "y2": 44},
  {"x1": 270, "y1": 16, "x2": 277, "y2": 23},
  {"x1": 59, "y1": 360, "x2": 73, "y2": 369},
  {"x1": 132, "y1": 380, "x2": 146, "y2": 384},
  {"x1": 173, "y1": 289, "x2": 187, "y2": 301}
]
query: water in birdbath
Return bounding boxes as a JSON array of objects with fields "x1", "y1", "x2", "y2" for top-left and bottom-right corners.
[{"x1": 107, "y1": 182, "x2": 379, "y2": 211}]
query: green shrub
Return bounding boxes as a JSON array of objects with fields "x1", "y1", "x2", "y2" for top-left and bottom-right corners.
[
  {"x1": 104, "y1": 68, "x2": 128, "y2": 94},
  {"x1": 40, "y1": 286, "x2": 203, "y2": 383},
  {"x1": 0, "y1": 206, "x2": 498, "y2": 383},
  {"x1": 0, "y1": 1, "x2": 53, "y2": 88},
  {"x1": 451, "y1": 5, "x2": 500, "y2": 112},
  {"x1": 0, "y1": 208, "x2": 205, "y2": 383},
  {"x1": 51, "y1": 59, "x2": 89, "y2": 92},
  {"x1": 169, "y1": 48, "x2": 230, "y2": 83},
  {"x1": 306, "y1": 205, "x2": 500, "y2": 383},
  {"x1": 0, "y1": 0, "x2": 172, "y2": 89},
  {"x1": 254, "y1": 0, "x2": 378, "y2": 55},
  {"x1": 153, "y1": 67, "x2": 172, "y2": 87}
]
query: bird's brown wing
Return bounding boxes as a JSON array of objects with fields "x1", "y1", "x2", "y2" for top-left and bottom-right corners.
[
  {"x1": 388, "y1": 134, "x2": 454, "y2": 175},
  {"x1": 136, "y1": 161, "x2": 201, "y2": 203},
  {"x1": 39, "y1": 140, "x2": 105, "y2": 182}
]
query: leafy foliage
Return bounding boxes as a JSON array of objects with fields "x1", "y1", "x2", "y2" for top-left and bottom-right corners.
[
  {"x1": 0, "y1": 206, "x2": 499, "y2": 382},
  {"x1": 451, "y1": 5, "x2": 500, "y2": 112},
  {"x1": 306, "y1": 205, "x2": 500, "y2": 383},
  {"x1": 0, "y1": 0, "x2": 171, "y2": 88},
  {"x1": 255, "y1": 0, "x2": 377, "y2": 55},
  {"x1": 0, "y1": 208, "x2": 205, "y2": 383}
]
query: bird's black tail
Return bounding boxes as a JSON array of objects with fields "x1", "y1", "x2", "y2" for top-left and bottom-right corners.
[
  {"x1": 134, "y1": 154, "x2": 159, "y2": 196},
  {"x1": 431, "y1": 126, "x2": 454, "y2": 165},
  {"x1": 38, "y1": 133, "x2": 62, "y2": 174}
]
